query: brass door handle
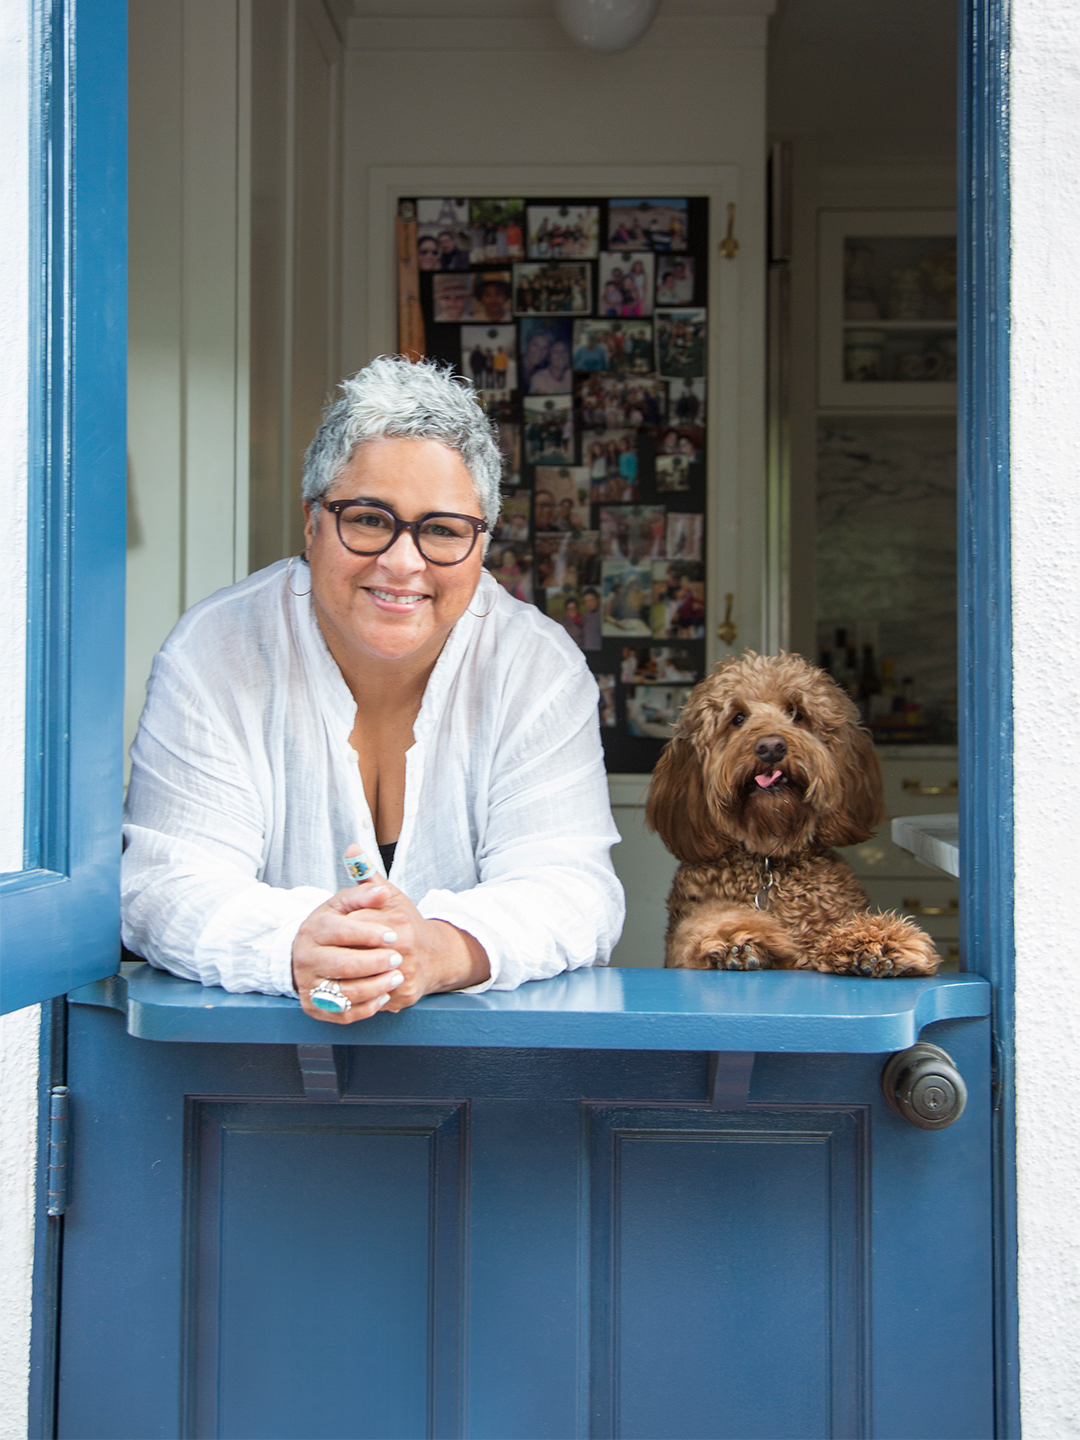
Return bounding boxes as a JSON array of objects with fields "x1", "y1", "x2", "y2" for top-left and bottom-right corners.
[
  {"x1": 717, "y1": 593, "x2": 737, "y2": 645},
  {"x1": 902, "y1": 896, "x2": 960, "y2": 917},
  {"x1": 719, "y1": 202, "x2": 739, "y2": 259},
  {"x1": 901, "y1": 778, "x2": 958, "y2": 796}
]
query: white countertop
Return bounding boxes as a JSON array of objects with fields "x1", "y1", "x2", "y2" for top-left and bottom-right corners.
[{"x1": 891, "y1": 813, "x2": 960, "y2": 878}]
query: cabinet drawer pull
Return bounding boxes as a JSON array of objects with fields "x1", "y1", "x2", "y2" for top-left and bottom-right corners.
[
  {"x1": 902, "y1": 778, "x2": 958, "y2": 796},
  {"x1": 902, "y1": 896, "x2": 960, "y2": 917}
]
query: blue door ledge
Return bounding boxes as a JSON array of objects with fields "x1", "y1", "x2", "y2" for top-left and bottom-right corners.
[{"x1": 69, "y1": 961, "x2": 990, "y2": 1052}]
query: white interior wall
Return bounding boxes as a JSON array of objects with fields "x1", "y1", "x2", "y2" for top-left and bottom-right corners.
[
  {"x1": 126, "y1": 0, "x2": 253, "y2": 764},
  {"x1": 1010, "y1": 0, "x2": 1080, "y2": 1432}
]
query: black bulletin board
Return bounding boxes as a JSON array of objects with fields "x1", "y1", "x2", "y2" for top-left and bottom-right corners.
[{"x1": 406, "y1": 195, "x2": 710, "y2": 774}]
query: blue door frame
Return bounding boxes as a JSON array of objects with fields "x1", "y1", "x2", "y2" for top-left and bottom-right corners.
[
  {"x1": 17, "y1": 0, "x2": 1018, "y2": 1432},
  {"x1": 959, "y1": 2, "x2": 1016, "y2": 1434}
]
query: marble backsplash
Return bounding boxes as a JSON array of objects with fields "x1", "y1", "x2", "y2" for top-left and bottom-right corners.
[{"x1": 816, "y1": 413, "x2": 957, "y2": 739}]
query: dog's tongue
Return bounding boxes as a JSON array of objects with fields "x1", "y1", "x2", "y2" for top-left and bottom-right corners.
[{"x1": 755, "y1": 770, "x2": 783, "y2": 789}]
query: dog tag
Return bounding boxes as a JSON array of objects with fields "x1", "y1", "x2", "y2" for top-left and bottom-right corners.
[{"x1": 755, "y1": 858, "x2": 774, "y2": 911}]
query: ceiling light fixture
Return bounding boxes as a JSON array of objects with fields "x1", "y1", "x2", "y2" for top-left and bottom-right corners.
[{"x1": 553, "y1": 0, "x2": 661, "y2": 54}]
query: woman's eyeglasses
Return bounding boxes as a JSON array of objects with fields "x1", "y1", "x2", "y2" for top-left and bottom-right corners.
[{"x1": 320, "y1": 499, "x2": 488, "y2": 566}]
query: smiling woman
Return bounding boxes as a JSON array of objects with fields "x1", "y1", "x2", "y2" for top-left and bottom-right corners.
[{"x1": 121, "y1": 357, "x2": 625, "y2": 1023}]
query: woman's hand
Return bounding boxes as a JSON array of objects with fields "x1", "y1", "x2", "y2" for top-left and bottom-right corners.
[{"x1": 292, "y1": 877, "x2": 490, "y2": 1025}]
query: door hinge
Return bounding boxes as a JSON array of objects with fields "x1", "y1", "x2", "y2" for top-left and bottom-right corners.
[{"x1": 46, "y1": 1086, "x2": 70, "y2": 1216}]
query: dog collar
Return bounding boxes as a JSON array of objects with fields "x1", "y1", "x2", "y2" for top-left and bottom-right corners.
[{"x1": 754, "y1": 856, "x2": 776, "y2": 911}]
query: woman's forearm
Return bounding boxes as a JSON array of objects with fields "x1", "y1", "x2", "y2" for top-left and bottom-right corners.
[{"x1": 427, "y1": 920, "x2": 492, "y2": 991}]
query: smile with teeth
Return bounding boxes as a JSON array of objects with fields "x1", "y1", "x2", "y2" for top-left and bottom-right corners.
[{"x1": 368, "y1": 588, "x2": 427, "y2": 605}]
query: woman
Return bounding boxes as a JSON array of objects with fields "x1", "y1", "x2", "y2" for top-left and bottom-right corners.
[{"x1": 122, "y1": 357, "x2": 623, "y2": 1023}]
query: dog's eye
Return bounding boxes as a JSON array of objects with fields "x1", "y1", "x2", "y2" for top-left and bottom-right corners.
[
  {"x1": 788, "y1": 705, "x2": 803, "y2": 723},
  {"x1": 731, "y1": 712, "x2": 746, "y2": 727}
]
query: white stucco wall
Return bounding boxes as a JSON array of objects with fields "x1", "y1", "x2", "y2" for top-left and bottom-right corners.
[{"x1": 1010, "y1": 1, "x2": 1080, "y2": 1435}]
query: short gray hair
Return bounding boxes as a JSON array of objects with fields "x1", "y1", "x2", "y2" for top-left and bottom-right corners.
[{"x1": 302, "y1": 355, "x2": 503, "y2": 529}]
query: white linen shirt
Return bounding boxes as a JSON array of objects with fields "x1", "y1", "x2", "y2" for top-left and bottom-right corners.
[{"x1": 121, "y1": 561, "x2": 624, "y2": 997}]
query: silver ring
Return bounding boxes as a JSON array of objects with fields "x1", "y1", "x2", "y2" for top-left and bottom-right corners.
[{"x1": 309, "y1": 979, "x2": 351, "y2": 1014}]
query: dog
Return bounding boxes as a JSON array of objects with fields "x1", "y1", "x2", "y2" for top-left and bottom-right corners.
[{"x1": 645, "y1": 652, "x2": 940, "y2": 977}]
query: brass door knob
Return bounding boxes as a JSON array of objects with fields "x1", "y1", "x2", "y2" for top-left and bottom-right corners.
[{"x1": 881, "y1": 1042, "x2": 967, "y2": 1130}]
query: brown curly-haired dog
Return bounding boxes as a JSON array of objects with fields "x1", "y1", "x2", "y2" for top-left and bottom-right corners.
[{"x1": 646, "y1": 652, "x2": 940, "y2": 977}]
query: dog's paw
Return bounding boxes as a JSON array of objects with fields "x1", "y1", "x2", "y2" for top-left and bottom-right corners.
[
  {"x1": 700, "y1": 939, "x2": 770, "y2": 972},
  {"x1": 805, "y1": 913, "x2": 940, "y2": 978}
]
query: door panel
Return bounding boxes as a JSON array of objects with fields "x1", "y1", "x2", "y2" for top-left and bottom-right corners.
[
  {"x1": 191, "y1": 1102, "x2": 465, "y2": 1439},
  {"x1": 1, "y1": 0, "x2": 127, "y2": 1014},
  {"x1": 588, "y1": 1108, "x2": 866, "y2": 1440},
  {"x1": 58, "y1": 1004, "x2": 992, "y2": 1440}
]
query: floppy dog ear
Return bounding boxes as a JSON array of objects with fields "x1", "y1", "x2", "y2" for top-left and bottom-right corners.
[
  {"x1": 646, "y1": 736, "x2": 719, "y2": 864},
  {"x1": 815, "y1": 722, "x2": 886, "y2": 848}
]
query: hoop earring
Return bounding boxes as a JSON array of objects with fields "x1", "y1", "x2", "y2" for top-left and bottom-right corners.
[
  {"x1": 467, "y1": 580, "x2": 497, "y2": 618},
  {"x1": 285, "y1": 552, "x2": 312, "y2": 597}
]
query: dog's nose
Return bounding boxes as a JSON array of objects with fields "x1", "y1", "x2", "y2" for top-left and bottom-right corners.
[{"x1": 755, "y1": 736, "x2": 787, "y2": 764}]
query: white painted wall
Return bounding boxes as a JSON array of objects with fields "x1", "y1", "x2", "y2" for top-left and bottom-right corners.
[
  {"x1": 1010, "y1": 1, "x2": 1080, "y2": 1433},
  {"x1": 0, "y1": 4, "x2": 39, "y2": 1436},
  {"x1": 126, "y1": 0, "x2": 253, "y2": 766}
]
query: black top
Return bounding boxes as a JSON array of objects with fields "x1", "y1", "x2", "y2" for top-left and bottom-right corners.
[{"x1": 378, "y1": 841, "x2": 397, "y2": 874}]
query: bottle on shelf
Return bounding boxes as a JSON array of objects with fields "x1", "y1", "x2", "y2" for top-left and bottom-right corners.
[
  {"x1": 870, "y1": 658, "x2": 895, "y2": 722},
  {"x1": 858, "y1": 644, "x2": 881, "y2": 722}
]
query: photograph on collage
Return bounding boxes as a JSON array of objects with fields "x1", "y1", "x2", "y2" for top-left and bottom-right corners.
[
  {"x1": 494, "y1": 421, "x2": 520, "y2": 483},
  {"x1": 656, "y1": 425, "x2": 705, "y2": 462},
  {"x1": 598, "y1": 253, "x2": 654, "y2": 316},
  {"x1": 513, "y1": 262, "x2": 592, "y2": 316},
  {"x1": 656, "y1": 454, "x2": 692, "y2": 493},
  {"x1": 596, "y1": 674, "x2": 617, "y2": 727},
  {"x1": 468, "y1": 200, "x2": 525, "y2": 263},
  {"x1": 656, "y1": 308, "x2": 707, "y2": 379},
  {"x1": 599, "y1": 504, "x2": 666, "y2": 562},
  {"x1": 546, "y1": 588, "x2": 590, "y2": 651},
  {"x1": 534, "y1": 466, "x2": 590, "y2": 533},
  {"x1": 526, "y1": 204, "x2": 600, "y2": 259},
  {"x1": 416, "y1": 198, "x2": 471, "y2": 271},
  {"x1": 575, "y1": 374, "x2": 666, "y2": 428},
  {"x1": 665, "y1": 512, "x2": 704, "y2": 560},
  {"x1": 461, "y1": 325, "x2": 517, "y2": 393},
  {"x1": 626, "y1": 685, "x2": 693, "y2": 738},
  {"x1": 535, "y1": 531, "x2": 600, "y2": 592},
  {"x1": 582, "y1": 429, "x2": 638, "y2": 502},
  {"x1": 523, "y1": 395, "x2": 574, "y2": 464},
  {"x1": 651, "y1": 560, "x2": 706, "y2": 639},
  {"x1": 485, "y1": 541, "x2": 533, "y2": 603},
  {"x1": 608, "y1": 199, "x2": 688, "y2": 252},
  {"x1": 667, "y1": 376, "x2": 706, "y2": 425},
  {"x1": 620, "y1": 645, "x2": 699, "y2": 686},
  {"x1": 432, "y1": 270, "x2": 513, "y2": 324},
  {"x1": 520, "y1": 318, "x2": 573, "y2": 395},
  {"x1": 571, "y1": 319, "x2": 652, "y2": 376},
  {"x1": 492, "y1": 488, "x2": 531, "y2": 543},
  {"x1": 656, "y1": 256, "x2": 695, "y2": 305},
  {"x1": 600, "y1": 560, "x2": 653, "y2": 637}
]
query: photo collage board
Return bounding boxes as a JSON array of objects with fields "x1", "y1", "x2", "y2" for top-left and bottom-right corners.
[{"x1": 407, "y1": 196, "x2": 709, "y2": 772}]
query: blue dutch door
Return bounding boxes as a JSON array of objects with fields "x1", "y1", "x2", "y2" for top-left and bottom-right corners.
[{"x1": 7, "y1": 1, "x2": 1013, "y2": 1437}]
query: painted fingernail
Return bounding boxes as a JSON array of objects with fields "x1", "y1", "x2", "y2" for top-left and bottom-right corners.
[
  {"x1": 387, "y1": 970, "x2": 405, "y2": 988},
  {"x1": 387, "y1": 952, "x2": 403, "y2": 968},
  {"x1": 375, "y1": 993, "x2": 391, "y2": 1008},
  {"x1": 382, "y1": 929, "x2": 398, "y2": 944}
]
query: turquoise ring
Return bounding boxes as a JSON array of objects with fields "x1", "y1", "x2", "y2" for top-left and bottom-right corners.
[{"x1": 310, "y1": 980, "x2": 351, "y2": 1014}]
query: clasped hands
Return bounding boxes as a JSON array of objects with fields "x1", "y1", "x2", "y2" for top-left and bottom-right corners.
[{"x1": 292, "y1": 848, "x2": 490, "y2": 1024}]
